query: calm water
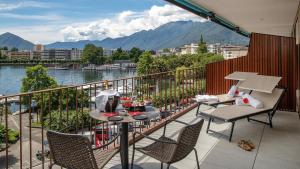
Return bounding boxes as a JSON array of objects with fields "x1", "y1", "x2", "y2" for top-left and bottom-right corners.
[{"x1": 0, "y1": 65, "x2": 136, "y2": 95}]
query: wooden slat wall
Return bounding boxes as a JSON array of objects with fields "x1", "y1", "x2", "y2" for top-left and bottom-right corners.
[
  {"x1": 206, "y1": 33, "x2": 298, "y2": 111},
  {"x1": 297, "y1": 44, "x2": 300, "y2": 112}
]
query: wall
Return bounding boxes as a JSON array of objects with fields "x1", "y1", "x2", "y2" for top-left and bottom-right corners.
[{"x1": 205, "y1": 33, "x2": 298, "y2": 111}]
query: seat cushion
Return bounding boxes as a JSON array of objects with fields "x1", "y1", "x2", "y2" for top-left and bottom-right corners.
[{"x1": 136, "y1": 136, "x2": 177, "y2": 163}]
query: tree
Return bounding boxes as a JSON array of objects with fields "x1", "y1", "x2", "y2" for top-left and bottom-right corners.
[
  {"x1": 197, "y1": 35, "x2": 208, "y2": 54},
  {"x1": 112, "y1": 48, "x2": 129, "y2": 60},
  {"x1": 21, "y1": 65, "x2": 57, "y2": 92},
  {"x1": 129, "y1": 47, "x2": 143, "y2": 63},
  {"x1": 82, "y1": 44, "x2": 104, "y2": 65},
  {"x1": 137, "y1": 51, "x2": 153, "y2": 75},
  {"x1": 0, "y1": 46, "x2": 8, "y2": 50},
  {"x1": 11, "y1": 47, "x2": 18, "y2": 52}
]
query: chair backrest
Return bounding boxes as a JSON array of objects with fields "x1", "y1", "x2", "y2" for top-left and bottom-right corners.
[
  {"x1": 250, "y1": 88, "x2": 285, "y2": 110},
  {"x1": 47, "y1": 130, "x2": 98, "y2": 169},
  {"x1": 170, "y1": 119, "x2": 204, "y2": 163}
]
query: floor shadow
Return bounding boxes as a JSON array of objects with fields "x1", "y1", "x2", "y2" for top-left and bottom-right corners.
[{"x1": 0, "y1": 154, "x2": 19, "y2": 168}]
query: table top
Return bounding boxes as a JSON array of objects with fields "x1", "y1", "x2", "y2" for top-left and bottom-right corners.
[
  {"x1": 225, "y1": 72, "x2": 258, "y2": 81},
  {"x1": 238, "y1": 75, "x2": 282, "y2": 93},
  {"x1": 89, "y1": 105, "x2": 159, "y2": 123},
  {"x1": 90, "y1": 110, "x2": 137, "y2": 123}
]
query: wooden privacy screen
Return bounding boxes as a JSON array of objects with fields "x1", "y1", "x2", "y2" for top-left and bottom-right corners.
[{"x1": 206, "y1": 33, "x2": 298, "y2": 111}]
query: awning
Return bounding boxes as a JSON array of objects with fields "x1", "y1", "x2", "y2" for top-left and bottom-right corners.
[{"x1": 166, "y1": 0, "x2": 300, "y2": 37}]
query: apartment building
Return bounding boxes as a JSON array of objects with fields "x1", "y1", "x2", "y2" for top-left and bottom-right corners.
[
  {"x1": 180, "y1": 43, "x2": 198, "y2": 55},
  {"x1": 8, "y1": 51, "x2": 31, "y2": 60},
  {"x1": 42, "y1": 49, "x2": 71, "y2": 60},
  {"x1": 103, "y1": 48, "x2": 113, "y2": 57},
  {"x1": 207, "y1": 43, "x2": 221, "y2": 54},
  {"x1": 221, "y1": 45, "x2": 248, "y2": 60},
  {"x1": 70, "y1": 48, "x2": 83, "y2": 60}
]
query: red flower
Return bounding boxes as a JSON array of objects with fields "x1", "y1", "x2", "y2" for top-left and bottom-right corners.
[
  {"x1": 235, "y1": 90, "x2": 239, "y2": 95},
  {"x1": 122, "y1": 103, "x2": 132, "y2": 108},
  {"x1": 243, "y1": 98, "x2": 249, "y2": 104},
  {"x1": 120, "y1": 97, "x2": 131, "y2": 101}
]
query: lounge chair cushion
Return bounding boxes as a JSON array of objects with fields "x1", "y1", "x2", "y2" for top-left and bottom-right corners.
[{"x1": 204, "y1": 88, "x2": 284, "y2": 121}]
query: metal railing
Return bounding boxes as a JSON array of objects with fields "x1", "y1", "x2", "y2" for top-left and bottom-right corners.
[{"x1": 0, "y1": 67, "x2": 205, "y2": 169}]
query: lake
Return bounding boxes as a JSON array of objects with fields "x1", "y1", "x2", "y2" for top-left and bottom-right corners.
[{"x1": 0, "y1": 65, "x2": 136, "y2": 95}]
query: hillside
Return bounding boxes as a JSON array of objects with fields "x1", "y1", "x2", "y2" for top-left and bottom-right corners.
[
  {"x1": 0, "y1": 32, "x2": 34, "y2": 50},
  {"x1": 46, "y1": 21, "x2": 249, "y2": 50}
]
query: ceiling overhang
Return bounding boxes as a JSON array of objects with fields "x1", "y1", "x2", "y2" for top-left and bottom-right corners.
[{"x1": 166, "y1": 0, "x2": 300, "y2": 37}]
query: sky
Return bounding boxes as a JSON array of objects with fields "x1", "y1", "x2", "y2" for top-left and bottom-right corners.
[{"x1": 0, "y1": 0, "x2": 204, "y2": 44}]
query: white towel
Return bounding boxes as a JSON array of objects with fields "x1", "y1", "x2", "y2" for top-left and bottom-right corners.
[
  {"x1": 242, "y1": 94, "x2": 264, "y2": 109},
  {"x1": 227, "y1": 85, "x2": 238, "y2": 98},
  {"x1": 235, "y1": 97, "x2": 247, "y2": 106},
  {"x1": 196, "y1": 95, "x2": 219, "y2": 102},
  {"x1": 95, "y1": 90, "x2": 120, "y2": 112}
]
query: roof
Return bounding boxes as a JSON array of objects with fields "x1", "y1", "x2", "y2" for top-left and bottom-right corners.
[{"x1": 166, "y1": 0, "x2": 300, "y2": 37}]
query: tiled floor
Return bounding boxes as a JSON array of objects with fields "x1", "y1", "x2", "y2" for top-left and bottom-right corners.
[{"x1": 104, "y1": 107, "x2": 300, "y2": 169}]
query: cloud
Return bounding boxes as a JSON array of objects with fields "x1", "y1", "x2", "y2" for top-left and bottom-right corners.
[
  {"x1": 0, "y1": 13, "x2": 63, "y2": 21},
  {"x1": 0, "y1": 1, "x2": 52, "y2": 11},
  {"x1": 0, "y1": 25, "x2": 65, "y2": 44},
  {"x1": 61, "y1": 4, "x2": 205, "y2": 42}
]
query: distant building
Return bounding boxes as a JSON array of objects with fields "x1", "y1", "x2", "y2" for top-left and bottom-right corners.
[
  {"x1": 8, "y1": 51, "x2": 31, "y2": 60},
  {"x1": 221, "y1": 45, "x2": 248, "y2": 60},
  {"x1": 0, "y1": 50, "x2": 9, "y2": 57},
  {"x1": 156, "y1": 48, "x2": 173, "y2": 56},
  {"x1": 180, "y1": 43, "x2": 198, "y2": 55},
  {"x1": 42, "y1": 49, "x2": 71, "y2": 60},
  {"x1": 207, "y1": 43, "x2": 221, "y2": 54},
  {"x1": 103, "y1": 48, "x2": 113, "y2": 57},
  {"x1": 70, "y1": 48, "x2": 82, "y2": 60},
  {"x1": 30, "y1": 51, "x2": 41, "y2": 59},
  {"x1": 33, "y1": 44, "x2": 45, "y2": 52}
]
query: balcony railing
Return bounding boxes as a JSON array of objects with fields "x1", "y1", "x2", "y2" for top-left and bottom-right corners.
[{"x1": 0, "y1": 67, "x2": 205, "y2": 169}]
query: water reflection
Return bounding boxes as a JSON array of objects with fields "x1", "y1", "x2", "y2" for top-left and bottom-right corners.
[{"x1": 0, "y1": 65, "x2": 136, "y2": 95}]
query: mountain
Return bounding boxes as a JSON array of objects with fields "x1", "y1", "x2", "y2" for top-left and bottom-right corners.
[
  {"x1": 0, "y1": 21, "x2": 249, "y2": 50},
  {"x1": 0, "y1": 32, "x2": 34, "y2": 50},
  {"x1": 46, "y1": 21, "x2": 249, "y2": 50}
]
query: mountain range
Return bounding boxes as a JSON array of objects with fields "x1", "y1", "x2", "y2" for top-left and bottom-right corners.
[{"x1": 0, "y1": 21, "x2": 249, "y2": 50}]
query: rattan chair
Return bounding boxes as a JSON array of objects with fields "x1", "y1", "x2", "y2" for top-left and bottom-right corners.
[
  {"x1": 46, "y1": 130, "x2": 119, "y2": 169},
  {"x1": 131, "y1": 119, "x2": 204, "y2": 169}
]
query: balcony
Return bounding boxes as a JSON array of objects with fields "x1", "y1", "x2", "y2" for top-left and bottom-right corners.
[
  {"x1": 1, "y1": 0, "x2": 299, "y2": 168},
  {"x1": 103, "y1": 108, "x2": 300, "y2": 169},
  {"x1": 0, "y1": 65, "x2": 299, "y2": 169}
]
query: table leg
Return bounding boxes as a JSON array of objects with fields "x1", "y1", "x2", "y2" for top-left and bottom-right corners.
[{"x1": 121, "y1": 122, "x2": 129, "y2": 169}]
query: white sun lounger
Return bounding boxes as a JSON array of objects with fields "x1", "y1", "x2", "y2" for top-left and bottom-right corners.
[
  {"x1": 195, "y1": 72, "x2": 258, "y2": 116},
  {"x1": 202, "y1": 87, "x2": 285, "y2": 141}
]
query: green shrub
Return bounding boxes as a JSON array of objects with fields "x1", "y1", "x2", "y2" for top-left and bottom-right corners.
[
  {"x1": 44, "y1": 109, "x2": 90, "y2": 132},
  {"x1": 0, "y1": 123, "x2": 19, "y2": 144}
]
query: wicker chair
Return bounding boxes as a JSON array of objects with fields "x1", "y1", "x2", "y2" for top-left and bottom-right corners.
[
  {"x1": 46, "y1": 130, "x2": 119, "y2": 169},
  {"x1": 131, "y1": 119, "x2": 204, "y2": 169}
]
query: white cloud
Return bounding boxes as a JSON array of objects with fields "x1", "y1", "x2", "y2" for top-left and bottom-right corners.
[
  {"x1": 0, "y1": 13, "x2": 63, "y2": 21},
  {"x1": 0, "y1": 1, "x2": 51, "y2": 11},
  {"x1": 61, "y1": 4, "x2": 205, "y2": 42},
  {"x1": 0, "y1": 25, "x2": 65, "y2": 44}
]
